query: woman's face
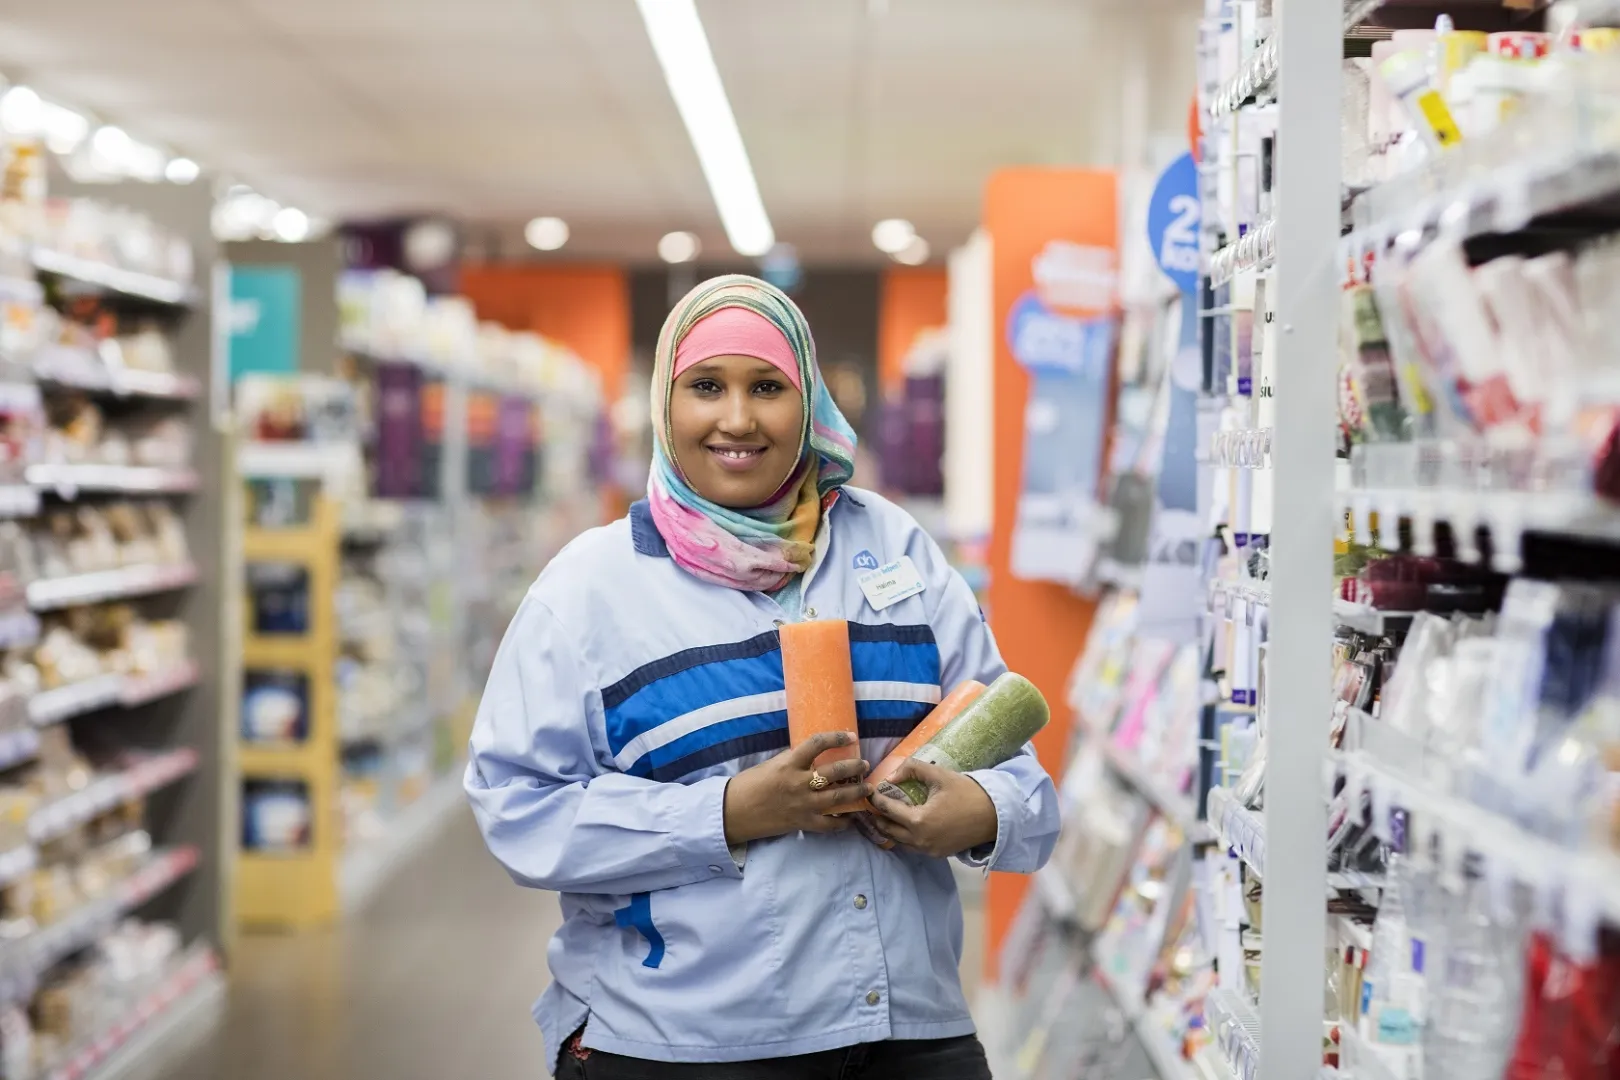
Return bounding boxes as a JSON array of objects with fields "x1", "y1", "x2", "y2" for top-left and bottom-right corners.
[{"x1": 670, "y1": 354, "x2": 804, "y2": 509}]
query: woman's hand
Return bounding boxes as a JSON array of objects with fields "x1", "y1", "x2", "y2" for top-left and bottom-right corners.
[
  {"x1": 723, "y1": 731, "x2": 871, "y2": 846},
  {"x1": 868, "y1": 759, "x2": 998, "y2": 858}
]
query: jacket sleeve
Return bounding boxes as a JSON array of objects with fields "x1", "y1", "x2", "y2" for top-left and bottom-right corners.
[
  {"x1": 464, "y1": 595, "x2": 744, "y2": 895},
  {"x1": 908, "y1": 527, "x2": 1061, "y2": 875}
]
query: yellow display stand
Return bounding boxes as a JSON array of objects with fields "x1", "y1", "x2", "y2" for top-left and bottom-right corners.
[{"x1": 234, "y1": 496, "x2": 342, "y2": 928}]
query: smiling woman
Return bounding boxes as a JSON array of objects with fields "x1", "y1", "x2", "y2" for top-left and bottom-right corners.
[{"x1": 464, "y1": 272, "x2": 1058, "y2": 1079}]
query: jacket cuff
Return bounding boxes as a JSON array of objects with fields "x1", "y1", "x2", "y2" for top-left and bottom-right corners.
[
  {"x1": 956, "y1": 769, "x2": 1020, "y2": 872},
  {"x1": 685, "y1": 775, "x2": 745, "y2": 881}
]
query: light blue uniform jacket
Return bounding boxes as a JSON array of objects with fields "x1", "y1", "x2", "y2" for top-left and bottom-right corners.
[{"x1": 465, "y1": 488, "x2": 1059, "y2": 1069}]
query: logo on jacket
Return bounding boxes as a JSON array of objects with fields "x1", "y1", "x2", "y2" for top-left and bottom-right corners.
[{"x1": 852, "y1": 549, "x2": 880, "y2": 571}]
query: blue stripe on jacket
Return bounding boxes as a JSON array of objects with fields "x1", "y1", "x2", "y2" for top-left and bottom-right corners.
[{"x1": 605, "y1": 623, "x2": 942, "y2": 778}]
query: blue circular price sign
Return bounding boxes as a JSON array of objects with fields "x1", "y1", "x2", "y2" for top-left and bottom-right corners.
[{"x1": 1146, "y1": 151, "x2": 1201, "y2": 295}]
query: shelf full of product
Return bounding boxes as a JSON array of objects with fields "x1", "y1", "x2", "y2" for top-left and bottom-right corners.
[
  {"x1": 0, "y1": 157, "x2": 220, "y2": 1080},
  {"x1": 1002, "y1": 2, "x2": 1620, "y2": 1080}
]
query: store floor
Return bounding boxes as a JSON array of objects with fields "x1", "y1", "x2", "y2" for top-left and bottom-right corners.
[{"x1": 171, "y1": 812, "x2": 989, "y2": 1079}]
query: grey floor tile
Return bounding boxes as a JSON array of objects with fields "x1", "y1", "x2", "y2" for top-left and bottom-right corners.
[{"x1": 170, "y1": 813, "x2": 560, "y2": 1080}]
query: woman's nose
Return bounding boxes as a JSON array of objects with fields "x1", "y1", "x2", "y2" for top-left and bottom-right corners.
[{"x1": 717, "y1": 392, "x2": 755, "y2": 435}]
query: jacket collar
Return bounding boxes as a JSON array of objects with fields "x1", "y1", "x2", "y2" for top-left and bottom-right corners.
[{"x1": 629, "y1": 488, "x2": 865, "y2": 560}]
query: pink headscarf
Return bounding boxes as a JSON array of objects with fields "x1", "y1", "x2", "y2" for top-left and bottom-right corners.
[{"x1": 672, "y1": 306, "x2": 804, "y2": 391}]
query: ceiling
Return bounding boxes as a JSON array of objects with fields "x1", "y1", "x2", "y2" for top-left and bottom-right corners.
[{"x1": 0, "y1": 0, "x2": 1199, "y2": 264}]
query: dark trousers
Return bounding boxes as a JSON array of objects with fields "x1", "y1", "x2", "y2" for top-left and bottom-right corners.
[{"x1": 556, "y1": 1035, "x2": 993, "y2": 1080}]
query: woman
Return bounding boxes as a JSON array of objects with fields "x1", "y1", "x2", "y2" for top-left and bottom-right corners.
[{"x1": 466, "y1": 275, "x2": 1059, "y2": 1078}]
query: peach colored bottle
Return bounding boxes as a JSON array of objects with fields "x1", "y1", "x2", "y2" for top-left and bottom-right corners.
[{"x1": 780, "y1": 619, "x2": 864, "y2": 814}]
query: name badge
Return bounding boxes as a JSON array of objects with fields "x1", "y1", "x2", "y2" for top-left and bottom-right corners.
[{"x1": 857, "y1": 556, "x2": 926, "y2": 611}]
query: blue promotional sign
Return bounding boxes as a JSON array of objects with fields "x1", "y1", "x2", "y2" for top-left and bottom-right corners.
[
  {"x1": 227, "y1": 266, "x2": 301, "y2": 382},
  {"x1": 1145, "y1": 152, "x2": 1201, "y2": 295},
  {"x1": 1005, "y1": 289, "x2": 1117, "y2": 584}
]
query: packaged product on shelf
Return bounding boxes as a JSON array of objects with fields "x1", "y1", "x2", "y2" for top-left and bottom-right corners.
[
  {"x1": 241, "y1": 671, "x2": 308, "y2": 745},
  {"x1": 241, "y1": 779, "x2": 312, "y2": 853}
]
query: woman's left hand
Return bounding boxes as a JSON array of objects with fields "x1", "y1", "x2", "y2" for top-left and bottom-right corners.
[{"x1": 867, "y1": 759, "x2": 998, "y2": 858}]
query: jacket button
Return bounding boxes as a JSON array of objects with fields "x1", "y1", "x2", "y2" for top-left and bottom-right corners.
[
  {"x1": 865, "y1": 990, "x2": 881, "y2": 1006},
  {"x1": 853, "y1": 894, "x2": 868, "y2": 910},
  {"x1": 804, "y1": 607, "x2": 818, "y2": 619},
  {"x1": 708, "y1": 865, "x2": 723, "y2": 874}
]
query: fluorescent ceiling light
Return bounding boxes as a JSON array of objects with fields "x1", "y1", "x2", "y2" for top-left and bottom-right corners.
[
  {"x1": 635, "y1": 0, "x2": 774, "y2": 257},
  {"x1": 164, "y1": 157, "x2": 200, "y2": 185},
  {"x1": 893, "y1": 235, "x2": 931, "y2": 266},
  {"x1": 872, "y1": 218, "x2": 915, "y2": 255},
  {"x1": 525, "y1": 216, "x2": 569, "y2": 251},
  {"x1": 0, "y1": 86, "x2": 42, "y2": 135},
  {"x1": 658, "y1": 230, "x2": 701, "y2": 264},
  {"x1": 273, "y1": 207, "x2": 310, "y2": 243}
]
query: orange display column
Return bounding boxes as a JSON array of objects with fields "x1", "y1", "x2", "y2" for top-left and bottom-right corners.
[
  {"x1": 457, "y1": 264, "x2": 631, "y2": 405},
  {"x1": 877, "y1": 268, "x2": 948, "y2": 395},
  {"x1": 458, "y1": 264, "x2": 632, "y2": 518},
  {"x1": 981, "y1": 168, "x2": 1118, "y2": 980}
]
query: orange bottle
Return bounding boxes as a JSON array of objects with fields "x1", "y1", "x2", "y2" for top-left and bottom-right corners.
[{"x1": 780, "y1": 619, "x2": 863, "y2": 813}]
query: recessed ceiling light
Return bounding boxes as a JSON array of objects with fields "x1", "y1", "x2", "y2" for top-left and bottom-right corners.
[
  {"x1": 164, "y1": 157, "x2": 200, "y2": 185},
  {"x1": 0, "y1": 87, "x2": 42, "y2": 136},
  {"x1": 872, "y1": 218, "x2": 915, "y2": 255},
  {"x1": 40, "y1": 103, "x2": 87, "y2": 154},
  {"x1": 892, "y1": 235, "x2": 931, "y2": 266},
  {"x1": 272, "y1": 207, "x2": 310, "y2": 243},
  {"x1": 525, "y1": 216, "x2": 570, "y2": 252},
  {"x1": 658, "y1": 231, "x2": 701, "y2": 264}
]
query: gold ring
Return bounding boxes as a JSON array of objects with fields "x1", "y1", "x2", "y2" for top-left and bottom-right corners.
[{"x1": 808, "y1": 771, "x2": 830, "y2": 791}]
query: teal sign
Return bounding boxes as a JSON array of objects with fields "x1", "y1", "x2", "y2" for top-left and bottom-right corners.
[{"x1": 228, "y1": 266, "x2": 301, "y2": 380}]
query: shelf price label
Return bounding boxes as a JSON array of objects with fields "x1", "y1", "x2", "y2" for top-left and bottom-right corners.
[{"x1": 1147, "y1": 152, "x2": 1202, "y2": 295}]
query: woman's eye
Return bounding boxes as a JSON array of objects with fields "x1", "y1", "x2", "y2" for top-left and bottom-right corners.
[
  {"x1": 752, "y1": 381, "x2": 784, "y2": 396},
  {"x1": 690, "y1": 379, "x2": 721, "y2": 395}
]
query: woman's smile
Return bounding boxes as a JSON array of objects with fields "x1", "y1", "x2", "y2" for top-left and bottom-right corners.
[{"x1": 706, "y1": 442, "x2": 770, "y2": 471}]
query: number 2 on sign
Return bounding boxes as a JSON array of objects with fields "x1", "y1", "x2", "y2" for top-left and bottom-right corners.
[{"x1": 1159, "y1": 194, "x2": 1201, "y2": 274}]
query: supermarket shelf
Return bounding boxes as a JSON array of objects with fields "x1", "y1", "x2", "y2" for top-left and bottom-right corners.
[
  {"x1": 1342, "y1": 746, "x2": 1620, "y2": 926},
  {"x1": 1332, "y1": 599, "x2": 1415, "y2": 637},
  {"x1": 1136, "y1": 1013, "x2": 1198, "y2": 1080},
  {"x1": 0, "y1": 484, "x2": 41, "y2": 518},
  {"x1": 28, "y1": 563, "x2": 198, "y2": 611},
  {"x1": 339, "y1": 770, "x2": 466, "y2": 915},
  {"x1": 1347, "y1": 144, "x2": 1620, "y2": 251},
  {"x1": 1208, "y1": 787, "x2": 1265, "y2": 878},
  {"x1": 1209, "y1": 577, "x2": 1271, "y2": 614},
  {"x1": 33, "y1": 347, "x2": 201, "y2": 401},
  {"x1": 1207, "y1": 221, "x2": 1274, "y2": 288},
  {"x1": 0, "y1": 848, "x2": 200, "y2": 1009},
  {"x1": 1032, "y1": 864, "x2": 1079, "y2": 923},
  {"x1": 0, "y1": 275, "x2": 43, "y2": 306},
  {"x1": 1333, "y1": 913, "x2": 1374, "y2": 955},
  {"x1": 1210, "y1": 786, "x2": 1382, "y2": 891},
  {"x1": 29, "y1": 664, "x2": 198, "y2": 726},
  {"x1": 27, "y1": 464, "x2": 199, "y2": 497},
  {"x1": 28, "y1": 749, "x2": 199, "y2": 845},
  {"x1": 0, "y1": 727, "x2": 39, "y2": 772},
  {"x1": 46, "y1": 947, "x2": 223, "y2": 1080},
  {"x1": 0, "y1": 608, "x2": 40, "y2": 650},
  {"x1": 1206, "y1": 989, "x2": 1261, "y2": 1080},
  {"x1": 1102, "y1": 742, "x2": 1215, "y2": 845},
  {"x1": 1209, "y1": 37, "x2": 1277, "y2": 116},
  {"x1": 31, "y1": 249, "x2": 197, "y2": 307},
  {"x1": 237, "y1": 440, "x2": 362, "y2": 482},
  {"x1": 119, "y1": 661, "x2": 200, "y2": 708},
  {"x1": 1339, "y1": 1024, "x2": 1403, "y2": 1080},
  {"x1": 0, "y1": 844, "x2": 37, "y2": 891},
  {"x1": 30, "y1": 674, "x2": 125, "y2": 726}
]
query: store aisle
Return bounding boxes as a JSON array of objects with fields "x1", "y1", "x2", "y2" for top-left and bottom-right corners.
[{"x1": 172, "y1": 811, "x2": 560, "y2": 1079}]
